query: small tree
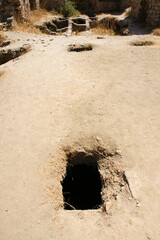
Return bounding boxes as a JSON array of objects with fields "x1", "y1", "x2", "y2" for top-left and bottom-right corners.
[{"x1": 62, "y1": 1, "x2": 79, "y2": 17}]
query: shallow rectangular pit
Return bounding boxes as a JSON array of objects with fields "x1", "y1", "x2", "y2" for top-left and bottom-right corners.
[
  {"x1": 52, "y1": 19, "x2": 69, "y2": 29},
  {"x1": 72, "y1": 18, "x2": 86, "y2": 24}
]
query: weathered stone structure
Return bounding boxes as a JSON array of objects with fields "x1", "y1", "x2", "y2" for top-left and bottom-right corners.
[
  {"x1": 1, "y1": 0, "x2": 159, "y2": 29},
  {"x1": 92, "y1": 0, "x2": 120, "y2": 13},
  {"x1": 0, "y1": 0, "x2": 39, "y2": 29},
  {"x1": 95, "y1": 0, "x2": 131, "y2": 12},
  {"x1": 30, "y1": 0, "x2": 40, "y2": 10},
  {"x1": 147, "y1": 0, "x2": 160, "y2": 26},
  {"x1": 76, "y1": 0, "x2": 131, "y2": 15},
  {"x1": 131, "y1": 0, "x2": 160, "y2": 26}
]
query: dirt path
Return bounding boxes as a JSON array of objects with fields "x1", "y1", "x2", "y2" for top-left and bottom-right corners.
[{"x1": 0, "y1": 32, "x2": 160, "y2": 240}]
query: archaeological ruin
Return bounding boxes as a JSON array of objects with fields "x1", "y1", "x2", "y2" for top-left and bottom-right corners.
[
  {"x1": 0, "y1": 0, "x2": 39, "y2": 29},
  {"x1": 0, "y1": 0, "x2": 160, "y2": 28},
  {"x1": 131, "y1": 0, "x2": 160, "y2": 26}
]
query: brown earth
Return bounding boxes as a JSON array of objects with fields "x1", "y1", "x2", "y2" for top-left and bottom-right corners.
[{"x1": 0, "y1": 31, "x2": 160, "y2": 240}]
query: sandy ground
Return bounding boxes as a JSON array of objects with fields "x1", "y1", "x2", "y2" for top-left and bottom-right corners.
[{"x1": 0, "y1": 31, "x2": 160, "y2": 240}]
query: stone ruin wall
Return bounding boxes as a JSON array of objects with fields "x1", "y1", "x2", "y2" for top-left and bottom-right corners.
[
  {"x1": 131, "y1": 0, "x2": 141, "y2": 19},
  {"x1": 0, "y1": 0, "x2": 159, "y2": 28},
  {"x1": 75, "y1": 0, "x2": 131, "y2": 14},
  {"x1": 0, "y1": 0, "x2": 131, "y2": 27},
  {"x1": 93, "y1": 0, "x2": 120, "y2": 13},
  {"x1": 131, "y1": 0, "x2": 160, "y2": 26},
  {"x1": 30, "y1": 0, "x2": 40, "y2": 10},
  {"x1": 147, "y1": 0, "x2": 160, "y2": 26},
  {"x1": 0, "y1": 0, "x2": 39, "y2": 28}
]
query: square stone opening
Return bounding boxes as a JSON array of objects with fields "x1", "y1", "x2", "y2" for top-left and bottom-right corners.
[{"x1": 62, "y1": 153, "x2": 102, "y2": 210}]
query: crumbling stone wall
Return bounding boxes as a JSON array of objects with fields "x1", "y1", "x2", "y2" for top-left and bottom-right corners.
[
  {"x1": 75, "y1": 0, "x2": 131, "y2": 15},
  {"x1": 131, "y1": 0, "x2": 160, "y2": 26},
  {"x1": 93, "y1": 0, "x2": 120, "y2": 13},
  {"x1": 0, "y1": 0, "x2": 40, "y2": 29},
  {"x1": 18, "y1": 0, "x2": 31, "y2": 19},
  {"x1": 131, "y1": 0, "x2": 140, "y2": 19},
  {"x1": 146, "y1": 0, "x2": 160, "y2": 26},
  {"x1": 30, "y1": 0, "x2": 40, "y2": 10}
]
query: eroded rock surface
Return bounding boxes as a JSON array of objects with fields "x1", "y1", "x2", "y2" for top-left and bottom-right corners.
[{"x1": 0, "y1": 43, "x2": 31, "y2": 65}]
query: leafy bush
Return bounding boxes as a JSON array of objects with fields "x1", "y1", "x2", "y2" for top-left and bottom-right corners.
[
  {"x1": 52, "y1": 3, "x2": 63, "y2": 15},
  {"x1": 62, "y1": 1, "x2": 79, "y2": 17}
]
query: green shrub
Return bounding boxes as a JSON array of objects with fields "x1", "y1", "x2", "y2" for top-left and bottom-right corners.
[
  {"x1": 62, "y1": 1, "x2": 79, "y2": 17},
  {"x1": 52, "y1": 3, "x2": 63, "y2": 15}
]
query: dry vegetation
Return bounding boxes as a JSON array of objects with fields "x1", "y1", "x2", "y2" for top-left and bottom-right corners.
[
  {"x1": 12, "y1": 20, "x2": 42, "y2": 34},
  {"x1": 13, "y1": 9, "x2": 51, "y2": 34},
  {"x1": 30, "y1": 8, "x2": 51, "y2": 23},
  {"x1": 0, "y1": 31, "x2": 7, "y2": 44},
  {"x1": 152, "y1": 28, "x2": 160, "y2": 36},
  {"x1": 91, "y1": 18, "x2": 118, "y2": 36},
  {"x1": 91, "y1": 26, "x2": 115, "y2": 36}
]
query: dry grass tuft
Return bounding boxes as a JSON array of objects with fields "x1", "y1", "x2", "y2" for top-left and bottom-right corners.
[
  {"x1": 30, "y1": 8, "x2": 51, "y2": 23},
  {"x1": 0, "y1": 31, "x2": 7, "y2": 44},
  {"x1": 13, "y1": 19, "x2": 42, "y2": 34},
  {"x1": 152, "y1": 28, "x2": 160, "y2": 36},
  {"x1": 91, "y1": 26, "x2": 115, "y2": 36},
  {"x1": 91, "y1": 18, "x2": 117, "y2": 36}
]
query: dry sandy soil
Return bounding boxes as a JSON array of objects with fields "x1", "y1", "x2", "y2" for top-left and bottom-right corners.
[{"x1": 0, "y1": 31, "x2": 160, "y2": 240}]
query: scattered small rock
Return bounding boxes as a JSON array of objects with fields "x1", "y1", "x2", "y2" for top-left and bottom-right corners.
[
  {"x1": 97, "y1": 36, "x2": 106, "y2": 39},
  {"x1": 120, "y1": 28, "x2": 130, "y2": 36}
]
